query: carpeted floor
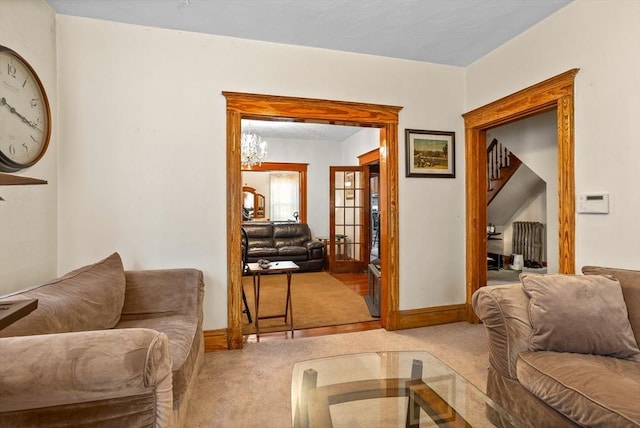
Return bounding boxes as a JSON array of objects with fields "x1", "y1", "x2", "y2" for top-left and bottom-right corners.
[
  {"x1": 242, "y1": 271, "x2": 376, "y2": 334},
  {"x1": 186, "y1": 322, "x2": 490, "y2": 427}
]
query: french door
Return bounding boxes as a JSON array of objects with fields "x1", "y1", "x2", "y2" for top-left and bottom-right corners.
[{"x1": 329, "y1": 166, "x2": 370, "y2": 272}]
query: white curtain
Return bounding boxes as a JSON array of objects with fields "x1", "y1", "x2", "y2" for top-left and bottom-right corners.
[{"x1": 270, "y1": 173, "x2": 299, "y2": 221}]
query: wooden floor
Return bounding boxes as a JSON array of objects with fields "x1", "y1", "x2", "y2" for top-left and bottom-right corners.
[
  {"x1": 244, "y1": 271, "x2": 381, "y2": 343},
  {"x1": 330, "y1": 271, "x2": 370, "y2": 295}
]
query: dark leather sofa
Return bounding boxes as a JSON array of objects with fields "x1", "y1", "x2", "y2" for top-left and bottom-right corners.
[{"x1": 242, "y1": 222, "x2": 324, "y2": 271}]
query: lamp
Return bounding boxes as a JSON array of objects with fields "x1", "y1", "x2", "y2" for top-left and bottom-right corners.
[{"x1": 241, "y1": 132, "x2": 268, "y2": 167}]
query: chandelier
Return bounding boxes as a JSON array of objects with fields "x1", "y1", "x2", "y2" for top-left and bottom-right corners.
[{"x1": 241, "y1": 132, "x2": 268, "y2": 167}]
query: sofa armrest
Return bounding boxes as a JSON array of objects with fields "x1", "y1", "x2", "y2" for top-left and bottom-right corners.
[
  {"x1": 306, "y1": 240, "x2": 325, "y2": 260},
  {"x1": 0, "y1": 328, "x2": 173, "y2": 427},
  {"x1": 121, "y1": 268, "x2": 204, "y2": 321},
  {"x1": 472, "y1": 283, "x2": 533, "y2": 380}
]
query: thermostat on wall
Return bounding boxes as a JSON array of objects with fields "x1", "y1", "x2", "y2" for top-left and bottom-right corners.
[{"x1": 578, "y1": 193, "x2": 609, "y2": 214}]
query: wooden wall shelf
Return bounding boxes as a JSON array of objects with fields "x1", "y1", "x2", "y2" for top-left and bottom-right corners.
[{"x1": 0, "y1": 173, "x2": 47, "y2": 186}]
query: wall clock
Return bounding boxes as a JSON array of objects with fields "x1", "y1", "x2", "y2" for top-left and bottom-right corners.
[{"x1": 0, "y1": 45, "x2": 51, "y2": 173}]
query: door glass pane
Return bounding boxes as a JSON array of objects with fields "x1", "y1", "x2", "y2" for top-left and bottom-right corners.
[
  {"x1": 344, "y1": 207, "x2": 353, "y2": 225},
  {"x1": 335, "y1": 189, "x2": 345, "y2": 207},
  {"x1": 344, "y1": 224, "x2": 355, "y2": 261},
  {"x1": 353, "y1": 243, "x2": 362, "y2": 262},
  {"x1": 334, "y1": 207, "x2": 345, "y2": 226}
]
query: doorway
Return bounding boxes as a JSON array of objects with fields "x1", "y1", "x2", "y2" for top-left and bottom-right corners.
[
  {"x1": 224, "y1": 92, "x2": 402, "y2": 349},
  {"x1": 486, "y1": 109, "x2": 557, "y2": 282},
  {"x1": 463, "y1": 69, "x2": 578, "y2": 322},
  {"x1": 329, "y1": 166, "x2": 370, "y2": 273},
  {"x1": 358, "y1": 148, "x2": 381, "y2": 263}
]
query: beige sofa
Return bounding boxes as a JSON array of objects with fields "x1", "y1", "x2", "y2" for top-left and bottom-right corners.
[
  {"x1": 473, "y1": 266, "x2": 640, "y2": 427},
  {"x1": 0, "y1": 252, "x2": 204, "y2": 427}
]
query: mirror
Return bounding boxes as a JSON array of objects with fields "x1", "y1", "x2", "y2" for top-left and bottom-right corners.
[
  {"x1": 242, "y1": 185, "x2": 265, "y2": 220},
  {"x1": 242, "y1": 186, "x2": 256, "y2": 220},
  {"x1": 255, "y1": 193, "x2": 265, "y2": 218}
]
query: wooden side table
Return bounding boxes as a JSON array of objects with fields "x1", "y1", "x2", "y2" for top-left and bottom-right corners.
[
  {"x1": 0, "y1": 299, "x2": 38, "y2": 330},
  {"x1": 247, "y1": 261, "x2": 299, "y2": 339}
]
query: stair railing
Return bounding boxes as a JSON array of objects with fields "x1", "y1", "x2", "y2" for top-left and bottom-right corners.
[
  {"x1": 487, "y1": 139, "x2": 510, "y2": 190},
  {"x1": 487, "y1": 138, "x2": 521, "y2": 204}
]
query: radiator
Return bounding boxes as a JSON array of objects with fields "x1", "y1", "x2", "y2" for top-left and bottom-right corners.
[{"x1": 512, "y1": 221, "x2": 544, "y2": 266}]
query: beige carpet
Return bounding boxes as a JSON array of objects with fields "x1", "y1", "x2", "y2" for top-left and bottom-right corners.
[
  {"x1": 242, "y1": 271, "x2": 376, "y2": 334},
  {"x1": 186, "y1": 322, "x2": 490, "y2": 427}
]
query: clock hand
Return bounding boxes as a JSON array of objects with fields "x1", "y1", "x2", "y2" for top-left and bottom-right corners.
[{"x1": 0, "y1": 97, "x2": 43, "y2": 132}]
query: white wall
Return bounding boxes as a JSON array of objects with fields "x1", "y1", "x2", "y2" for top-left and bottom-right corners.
[
  {"x1": 246, "y1": 136, "x2": 345, "y2": 236},
  {"x1": 0, "y1": 0, "x2": 57, "y2": 294},
  {"x1": 55, "y1": 16, "x2": 466, "y2": 328},
  {"x1": 467, "y1": 0, "x2": 640, "y2": 270},
  {"x1": 340, "y1": 128, "x2": 380, "y2": 165}
]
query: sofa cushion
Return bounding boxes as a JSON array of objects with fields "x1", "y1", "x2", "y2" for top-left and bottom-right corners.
[
  {"x1": 247, "y1": 238, "x2": 274, "y2": 249},
  {"x1": 521, "y1": 273, "x2": 640, "y2": 361},
  {"x1": 273, "y1": 223, "x2": 311, "y2": 247},
  {"x1": 0, "y1": 253, "x2": 126, "y2": 337},
  {"x1": 517, "y1": 351, "x2": 640, "y2": 427},
  {"x1": 582, "y1": 266, "x2": 640, "y2": 346},
  {"x1": 274, "y1": 248, "x2": 308, "y2": 261},
  {"x1": 273, "y1": 223, "x2": 311, "y2": 239},
  {"x1": 247, "y1": 247, "x2": 279, "y2": 258},
  {"x1": 243, "y1": 223, "x2": 273, "y2": 239}
]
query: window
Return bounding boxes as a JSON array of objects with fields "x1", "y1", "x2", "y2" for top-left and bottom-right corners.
[{"x1": 270, "y1": 172, "x2": 299, "y2": 221}]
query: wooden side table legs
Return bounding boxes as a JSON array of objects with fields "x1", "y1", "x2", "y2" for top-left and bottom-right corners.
[{"x1": 252, "y1": 270, "x2": 295, "y2": 339}]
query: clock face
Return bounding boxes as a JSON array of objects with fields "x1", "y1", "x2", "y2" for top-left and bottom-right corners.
[{"x1": 0, "y1": 46, "x2": 51, "y2": 173}]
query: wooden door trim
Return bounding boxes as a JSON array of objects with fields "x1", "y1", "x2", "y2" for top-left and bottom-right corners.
[
  {"x1": 463, "y1": 69, "x2": 578, "y2": 322},
  {"x1": 358, "y1": 148, "x2": 380, "y2": 165},
  {"x1": 224, "y1": 92, "x2": 402, "y2": 349}
]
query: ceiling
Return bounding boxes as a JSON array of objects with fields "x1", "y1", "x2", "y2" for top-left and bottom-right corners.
[
  {"x1": 45, "y1": 0, "x2": 572, "y2": 141},
  {"x1": 242, "y1": 120, "x2": 363, "y2": 142},
  {"x1": 46, "y1": 0, "x2": 571, "y2": 66}
]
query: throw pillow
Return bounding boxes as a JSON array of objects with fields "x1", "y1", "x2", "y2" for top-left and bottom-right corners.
[
  {"x1": 521, "y1": 273, "x2": 640, "y2": 361},
  {"x1": 582, "y1": 266, "x2": 640, "y2": 346},
  {"x1": 0, "y1": 252, "x2": 126, "y2": 337}
]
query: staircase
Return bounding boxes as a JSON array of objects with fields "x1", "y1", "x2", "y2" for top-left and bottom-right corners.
[{"x1": 487, "y1": 138, "x2": 522, "y2": 204}]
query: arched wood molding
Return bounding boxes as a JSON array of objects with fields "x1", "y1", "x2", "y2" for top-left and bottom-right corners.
[
  {"x1": 242, "y1": 162, "x2": 309, "y2": 223},
  {"x1": 463, "y1": 69, "x2": 579, "y2": 322},
  {"x1": 224, "y1": 92, "x2": 402, "y2": 349}
]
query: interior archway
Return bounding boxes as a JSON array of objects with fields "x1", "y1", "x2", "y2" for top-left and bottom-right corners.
[
  {"x1": 463, "y1": 69, "x2": 578, "y2": 322},
  {"x1": 224, "y1": 92, "x2": 402, "y2": 349}
]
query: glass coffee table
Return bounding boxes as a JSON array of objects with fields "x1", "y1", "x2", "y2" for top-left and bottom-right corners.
[{"x1": 292, "y1": 351, "x2": 521, "y2": 427}]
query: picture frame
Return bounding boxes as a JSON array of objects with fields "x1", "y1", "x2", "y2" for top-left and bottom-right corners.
[
  {"x1": 345, "y1": 171, "x2": 355, "y2": 200},
  {"x1": 405, "y1": 129, "x2": 455, "y2": 178}
]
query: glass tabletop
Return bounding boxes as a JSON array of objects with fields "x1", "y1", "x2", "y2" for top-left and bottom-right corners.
[{"x1": 291, "y1": 351, "x2": 521, "y2": 428}]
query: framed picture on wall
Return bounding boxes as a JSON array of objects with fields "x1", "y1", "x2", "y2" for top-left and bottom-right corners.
[
  {"x1": 345, "y1": 171, "x2": 355, "y2": 199},
  {"x1": 405, "y1": 129, "x2": 455, "y2": 178}
]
